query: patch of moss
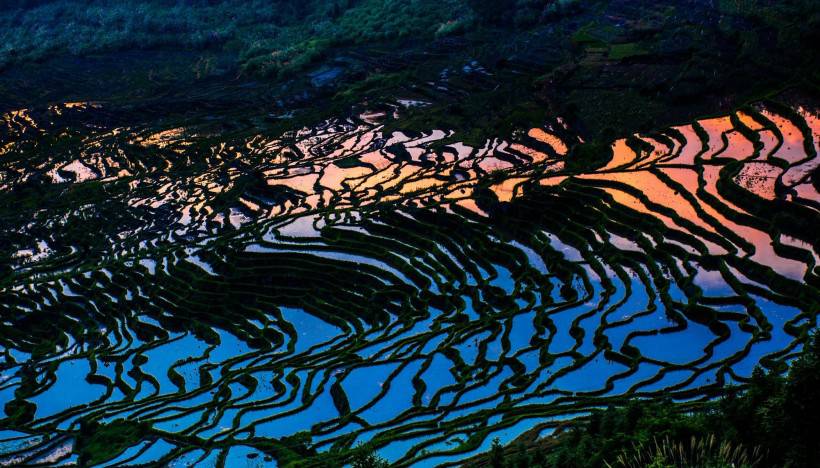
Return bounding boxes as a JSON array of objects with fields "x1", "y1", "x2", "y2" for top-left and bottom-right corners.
[{"x1": 608, "y1": 42, "x2": 648, "y2": 60}]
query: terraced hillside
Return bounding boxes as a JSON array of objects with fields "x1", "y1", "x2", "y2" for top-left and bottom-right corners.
[{"x1": 0, "y1": 93, "x2": 818, "y2": 466}]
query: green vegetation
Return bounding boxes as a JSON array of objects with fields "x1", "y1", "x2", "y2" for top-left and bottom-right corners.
[
  {"x1": 607, "y1": 436, "x2": 762, "y2": 468},
  {"x1": 3, "y1": 0, "x2": 818, "y2": 146},
  {"x1": 75, "y1": 419, "x2": 151, "y2": 465},
  {"x1": 482, "y1": 331, "x2": 820, "y2": 467},
  {"x1": 0, "y1": 0, "x2": 567, "y2": 76},
  {"x1": 1, "y1": 1, "x2": 818, "y2": 467},
  {"x1": 351, "y1": 448, "x2": 390, "y2": 468},
  {"x1": 0, "y1": 0, "x2": 470, "y2": 76},
  {"x1": 607, "y1": 43, "x2": 647, "y2": 61}
]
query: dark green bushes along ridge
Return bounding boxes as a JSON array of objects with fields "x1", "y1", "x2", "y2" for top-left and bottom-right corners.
[{"x1": 0, "y1": 0, "x2": 565, "y2": 74}]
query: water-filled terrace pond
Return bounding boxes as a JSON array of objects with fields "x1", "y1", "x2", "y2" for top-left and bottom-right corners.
[{"x1": 0, "y1": 97, "x2": 818, "y2": 466}]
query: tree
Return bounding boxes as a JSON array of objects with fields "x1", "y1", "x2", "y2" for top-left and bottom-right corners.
[
  {"x1": 781, "y1": 331, "x2": 820, "y2": 466},
  {"x1": 490, "y1": 437, "x2": 505, "y2": 468},
  {"x1": 467, "y1": 0, "x2": 516, "y2": 25},
  {"x1": 351, "y1": 448, "x2": 389, "y2": 468}
]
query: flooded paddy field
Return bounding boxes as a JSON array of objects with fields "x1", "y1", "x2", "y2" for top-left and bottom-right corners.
[{"x1": 0, "y1": 92, "x2": 818, "y2": 467}]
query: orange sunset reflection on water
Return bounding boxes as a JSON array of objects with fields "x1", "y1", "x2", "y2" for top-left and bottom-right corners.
[
  {"x1": 3, "y1": 100, "x2": 817, "y2": 283},
  {"x1": 226, "y1": 104, "x2": 818, "y2": 282}
]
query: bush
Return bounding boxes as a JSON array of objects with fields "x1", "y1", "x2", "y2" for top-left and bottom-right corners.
[
  {"x1": 482, "y1": 330, "x2": 820, "y2": 468},
  {"x1": 0, "y1": 0, "x2": 469, "y2": 75}
]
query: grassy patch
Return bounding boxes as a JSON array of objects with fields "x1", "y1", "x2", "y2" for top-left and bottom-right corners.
[
  {"x1": 607, "y1": 42, "x2": 648, "y2": 60},
  {"x1": 75, "y1": 419, "x2": 152, "y2": 466}
]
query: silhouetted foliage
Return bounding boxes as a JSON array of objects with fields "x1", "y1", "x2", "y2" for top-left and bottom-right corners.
[
  {"x1": 351, "y1": 447, "x2": 390, "y2": 468},
  {"x1": 467, "y1": 0, "x2": 516, "y2": 24},
  {"x1": 483, "y1": 331, "x2": 820, "y2": 467}
]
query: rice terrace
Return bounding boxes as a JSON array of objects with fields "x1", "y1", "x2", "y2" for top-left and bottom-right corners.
[{"x1": 0, "y1": 1, "x2": 818, "y2": 467}]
